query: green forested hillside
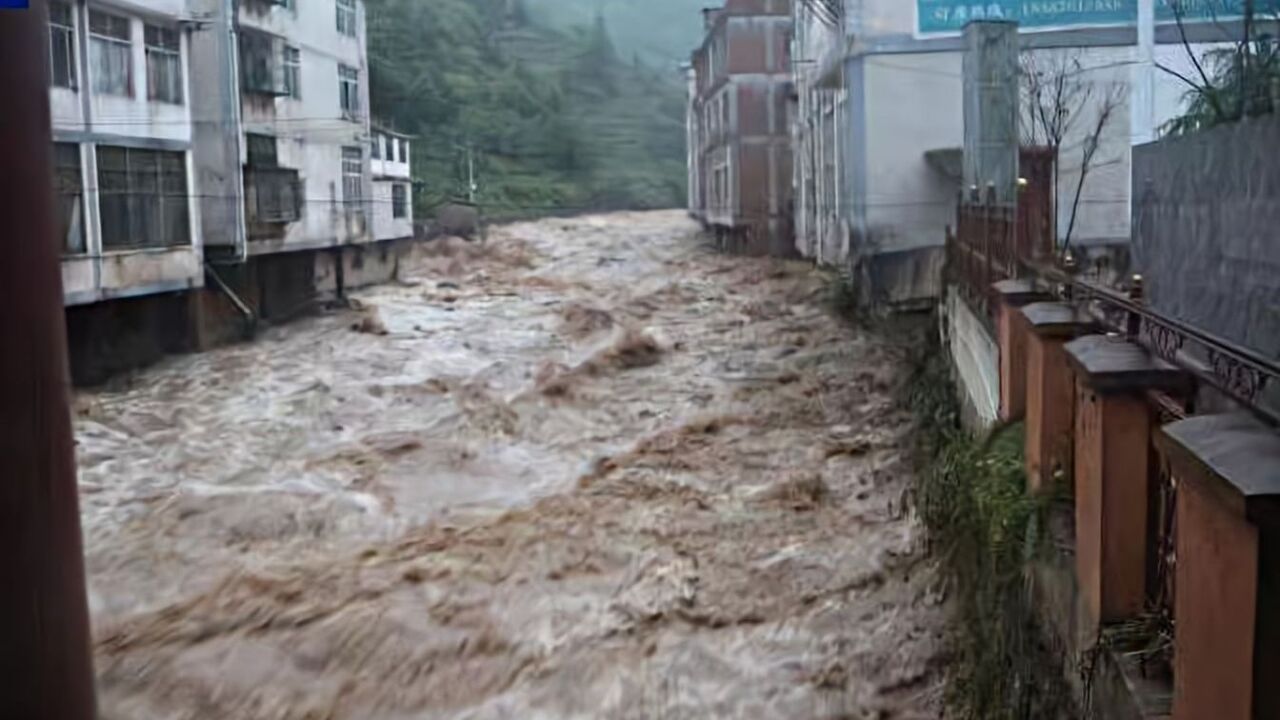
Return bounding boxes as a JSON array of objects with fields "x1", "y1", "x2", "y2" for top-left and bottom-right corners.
[
  {"x1": 367, "y1": 0, "x2": 692, "y2": 219},
  {"x1": 524, "y1": 0, "x2": 705, "y2": 69}
]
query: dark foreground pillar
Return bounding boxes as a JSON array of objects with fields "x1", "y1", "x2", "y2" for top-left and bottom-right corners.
[{"x1": 0, "y1": 1, "x2": 98, "y2": 717}]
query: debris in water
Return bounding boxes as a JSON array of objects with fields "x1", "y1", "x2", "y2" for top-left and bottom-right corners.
[{"x1": 351, "y1": 311, "x2": 389, "y2": 336}]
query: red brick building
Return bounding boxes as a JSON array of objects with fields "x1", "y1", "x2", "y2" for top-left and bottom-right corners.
[{"x1": 688, "y1": 0, "x2": 793, "y2": 257}]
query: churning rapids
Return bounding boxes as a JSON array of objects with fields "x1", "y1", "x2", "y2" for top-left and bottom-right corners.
[{"x1": 76, "y1": 211, "x2": 947, "y2": 719}]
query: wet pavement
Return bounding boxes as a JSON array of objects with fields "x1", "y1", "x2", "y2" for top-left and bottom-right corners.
[{"x1": 79, "y1": 211, "x2": 947, "y2": 719}]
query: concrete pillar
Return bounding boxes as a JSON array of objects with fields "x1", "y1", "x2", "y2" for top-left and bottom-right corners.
[
  {"x1": 1157, "y1": 413, "x2": 1280, "y2": 720},
  {"x1": 993, "y1": 279, "x2": 1051, "y2": 421},
  {"x1": 962, "y1": 20, "x2": 1019, "y2": 207},
  {"x1": 1021, "y1": 302, "x2": 1095, "y2": 493},
  {"x1": 1064, "y1": 335, "x2": 1189, "y2": 626}
]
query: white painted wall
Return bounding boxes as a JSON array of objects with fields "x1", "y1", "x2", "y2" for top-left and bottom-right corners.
[
  {"x1": 51, "y1": 0, "x2": 203, "y2": 307},
  {"x1": 372, "y1": 180, "x2": 412, "y2": 241},
  {"x1": 862, "y1": 52, "x2": 965, "y2": 252},
  {"x1": 945, "y1": 286, "x2": 1000, "y2": 428}
]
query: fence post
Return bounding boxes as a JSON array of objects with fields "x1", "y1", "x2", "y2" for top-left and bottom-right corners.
[
  {"x1": 1157, "y1": 414, "x2": 1280, "y2": 720},
  {"x1": 1021, "y1": 302, "x2": 1097, "y2": 493},
  {"x1": 1128, "y1": 274, "x2": 1145, "y2": 339},
  {"x1": 984, "y1": 184, "x2": 996, "y2": 315},
  {"x1": 1064, "y1": 335, "x2": 1190, "y2": 629}
]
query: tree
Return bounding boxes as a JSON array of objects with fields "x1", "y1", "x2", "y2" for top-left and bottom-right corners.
[
  {"x1": 1158, "y1": 0, "x2": 1280, "y2": 135},
  {"x1": 1020, "y1": 51, "x2": 1128, "y2": 250}
]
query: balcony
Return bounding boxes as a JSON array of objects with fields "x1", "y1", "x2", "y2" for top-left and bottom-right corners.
[
  {"x1": 239, "y1": 30, "x2": 289, "y2": 97},
  {"x1": 245, "y1": 166, "x2": 302, "y2": 224}
]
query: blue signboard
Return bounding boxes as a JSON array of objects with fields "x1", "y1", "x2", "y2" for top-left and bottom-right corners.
[
  {"x1": 1157, "y1": 0, "x2": 1280, "y2": 21},
  {"x1": 0, "y1": 0, "x2": 30, "y2": 8},
  {"x1": 918, "y1": 0, "x2": 1137, "y2": 34}
]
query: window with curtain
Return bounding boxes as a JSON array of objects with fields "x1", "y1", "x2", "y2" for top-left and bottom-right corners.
[
  {"x1": 90, "y1": 10, "x2": 132, "y2": 96},
  {"x1": 145, "y1": 24, "x2": 183, "y2": 104},
  {"x1": 96, "y1": 146, "x2": 190, "y2": 250},
  {"x1": 49, "y1": 2, "x2": 76, "y2": 89},
  {"x1": 54, "y1": 143, "x2": 85, "y2": 254}
]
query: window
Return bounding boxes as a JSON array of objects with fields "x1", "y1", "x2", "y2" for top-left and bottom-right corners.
[
  {"x1": 246, "y1": 133, "x2": 278, "y2": 167},
  {"x1": 370, "y1": 134, "x2": 381, "y2": 159},
  {"x1": 387, "y1": 135, "x2": 397, "y2": 162},
  {"x1": 400, "y1": 139, "x2": 409, "y2": 164},
  {"x1": 145, "y1": 24, "x2": 183, "y2": 104},
  {"x1": 282, "y1": 45, "x2": 301, "y2": 99},
  {"x1": 90, "y1": 10, "x2": 132, "y2": 97},
  {"x1": 240, "y1": 30, "x2": 285, "y2": 95},
  {"x1": 49, "y1": 2, "x2": 76, "y2": 89},
  {"x1": 336, "y1": 0, "x2": 356, "y2": 36},
  {"x1": 342, "y1": 146, "x2": 363, "y2": 212},
  {"x1": 244, "y1": 135, "x2": 301, "y2": 225},
  {"x1": 54, "y1": 143, "x2": 85, "y2": 254},
  {"x1": 391, "y1": 182, "x2": 408, "y2": 219},
  {"x1": 338, "y1": 64, "x2": 360, "y2": 118},
  {"x1": 96, "y1": 146, "x2": 190, "y2": 250}
]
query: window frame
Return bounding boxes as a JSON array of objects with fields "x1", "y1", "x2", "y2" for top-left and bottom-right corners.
[
  {"x1": 391, "y1": 182, "x2": 408, "y2": 219},
  {"x1": 89, "y1": 10, "x2": 133, "y2": 97},
  {"x1": 341, "y1": 145, "x2": 364, "y2": 216},
  {"x1": 95, "y1": 145, "x2": 191, "y2": 251},
  {"x1": 246, "y1": 133, "x2": 279, "y2": 168},
  {"x1": 338, "y1": 63, "x2": 360, "y2": 119},
  {"x1": 49, "y1": 2, "x2": 77, "y2": 90},
  {"x1": 336, "y1": 0, "x2": 357, "y2": 37},
  {"x1": 370, "y1": 134, "x2": 381, "y2": 160},
  {"x1": 144, "y1": 23, "x2": 183, "y2": 105},
  {"x1": 54, "y1": 142, "x2": 86, "y2": 254},
  {"x1": 282, "y1": 45, "x2": 301, "y2": 99}
]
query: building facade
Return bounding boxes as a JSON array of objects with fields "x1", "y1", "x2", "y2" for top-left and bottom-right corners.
[
  {"x1": 48, "y1": 0, "x2": 203, "y2": 307},
  {"x1": 370, "y1": 125, "x2": 413, "y2": 243},
  {"x1": 688, "y1": 0, "x2": 794, "y2": 257},
  {"x1": 43, "y1": 0, "x2": 411, "y2": 381},
  {"x1": 789, "y1": 0, "x2": 1246, "y2": 306},
  {"x1": 188, "y1": 0, "x2": 373, "y2": 259},
  {"x1": 790, "y1": 0, "x2": 846, "y2": 266}
]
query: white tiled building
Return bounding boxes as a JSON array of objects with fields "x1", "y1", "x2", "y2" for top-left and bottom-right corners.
[{"x1": 48, "y1": 0, "x2": 204, "y2": 306}]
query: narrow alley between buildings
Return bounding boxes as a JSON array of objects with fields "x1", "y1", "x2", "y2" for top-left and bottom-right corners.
[{"x1": 81, "y1": 211, "x2": 945, "y2": 719}]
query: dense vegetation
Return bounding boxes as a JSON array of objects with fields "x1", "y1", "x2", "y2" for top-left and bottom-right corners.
[
  {"x1": 367, "y1": 0, "x2": 691, "y2": 219},
  {"x1": 904, "y1": 336, "x2": 1076, "y2": 719},
  {"x1": 524, "y1": 0, "x2": 704, "y2": 69},
  {"x1": 1161, "y1": 5, "x2": 1280, "y2": 135}
]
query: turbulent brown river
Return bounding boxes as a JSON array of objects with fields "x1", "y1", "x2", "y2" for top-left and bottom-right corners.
[{"x1": 77, "y1": 211, "x2": 947, "y2": 719}]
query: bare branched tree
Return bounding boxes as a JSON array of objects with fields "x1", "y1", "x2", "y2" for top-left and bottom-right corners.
[
  {"x1": 1020, "y1": 51, "x2": 1128, "y2": 250},
  {"x1": 1061, "y1": 81, "x2": 1126, "y2": 251}
]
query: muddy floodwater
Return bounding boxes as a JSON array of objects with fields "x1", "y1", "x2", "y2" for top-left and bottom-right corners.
[{"x1": 78, "y1": 211, "x2": 947, "y2": 719}]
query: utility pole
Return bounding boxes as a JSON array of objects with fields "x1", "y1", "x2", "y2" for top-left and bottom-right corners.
[
  {"x1": 1133, "y1": 0, "x2": 1156, "y2": 144},
  {"x1": 0, "y1": 1, "x2": 98, "y2": 718},
  {"x1": 466, "y1": 144, "x2": 478, "y2": 204}
]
